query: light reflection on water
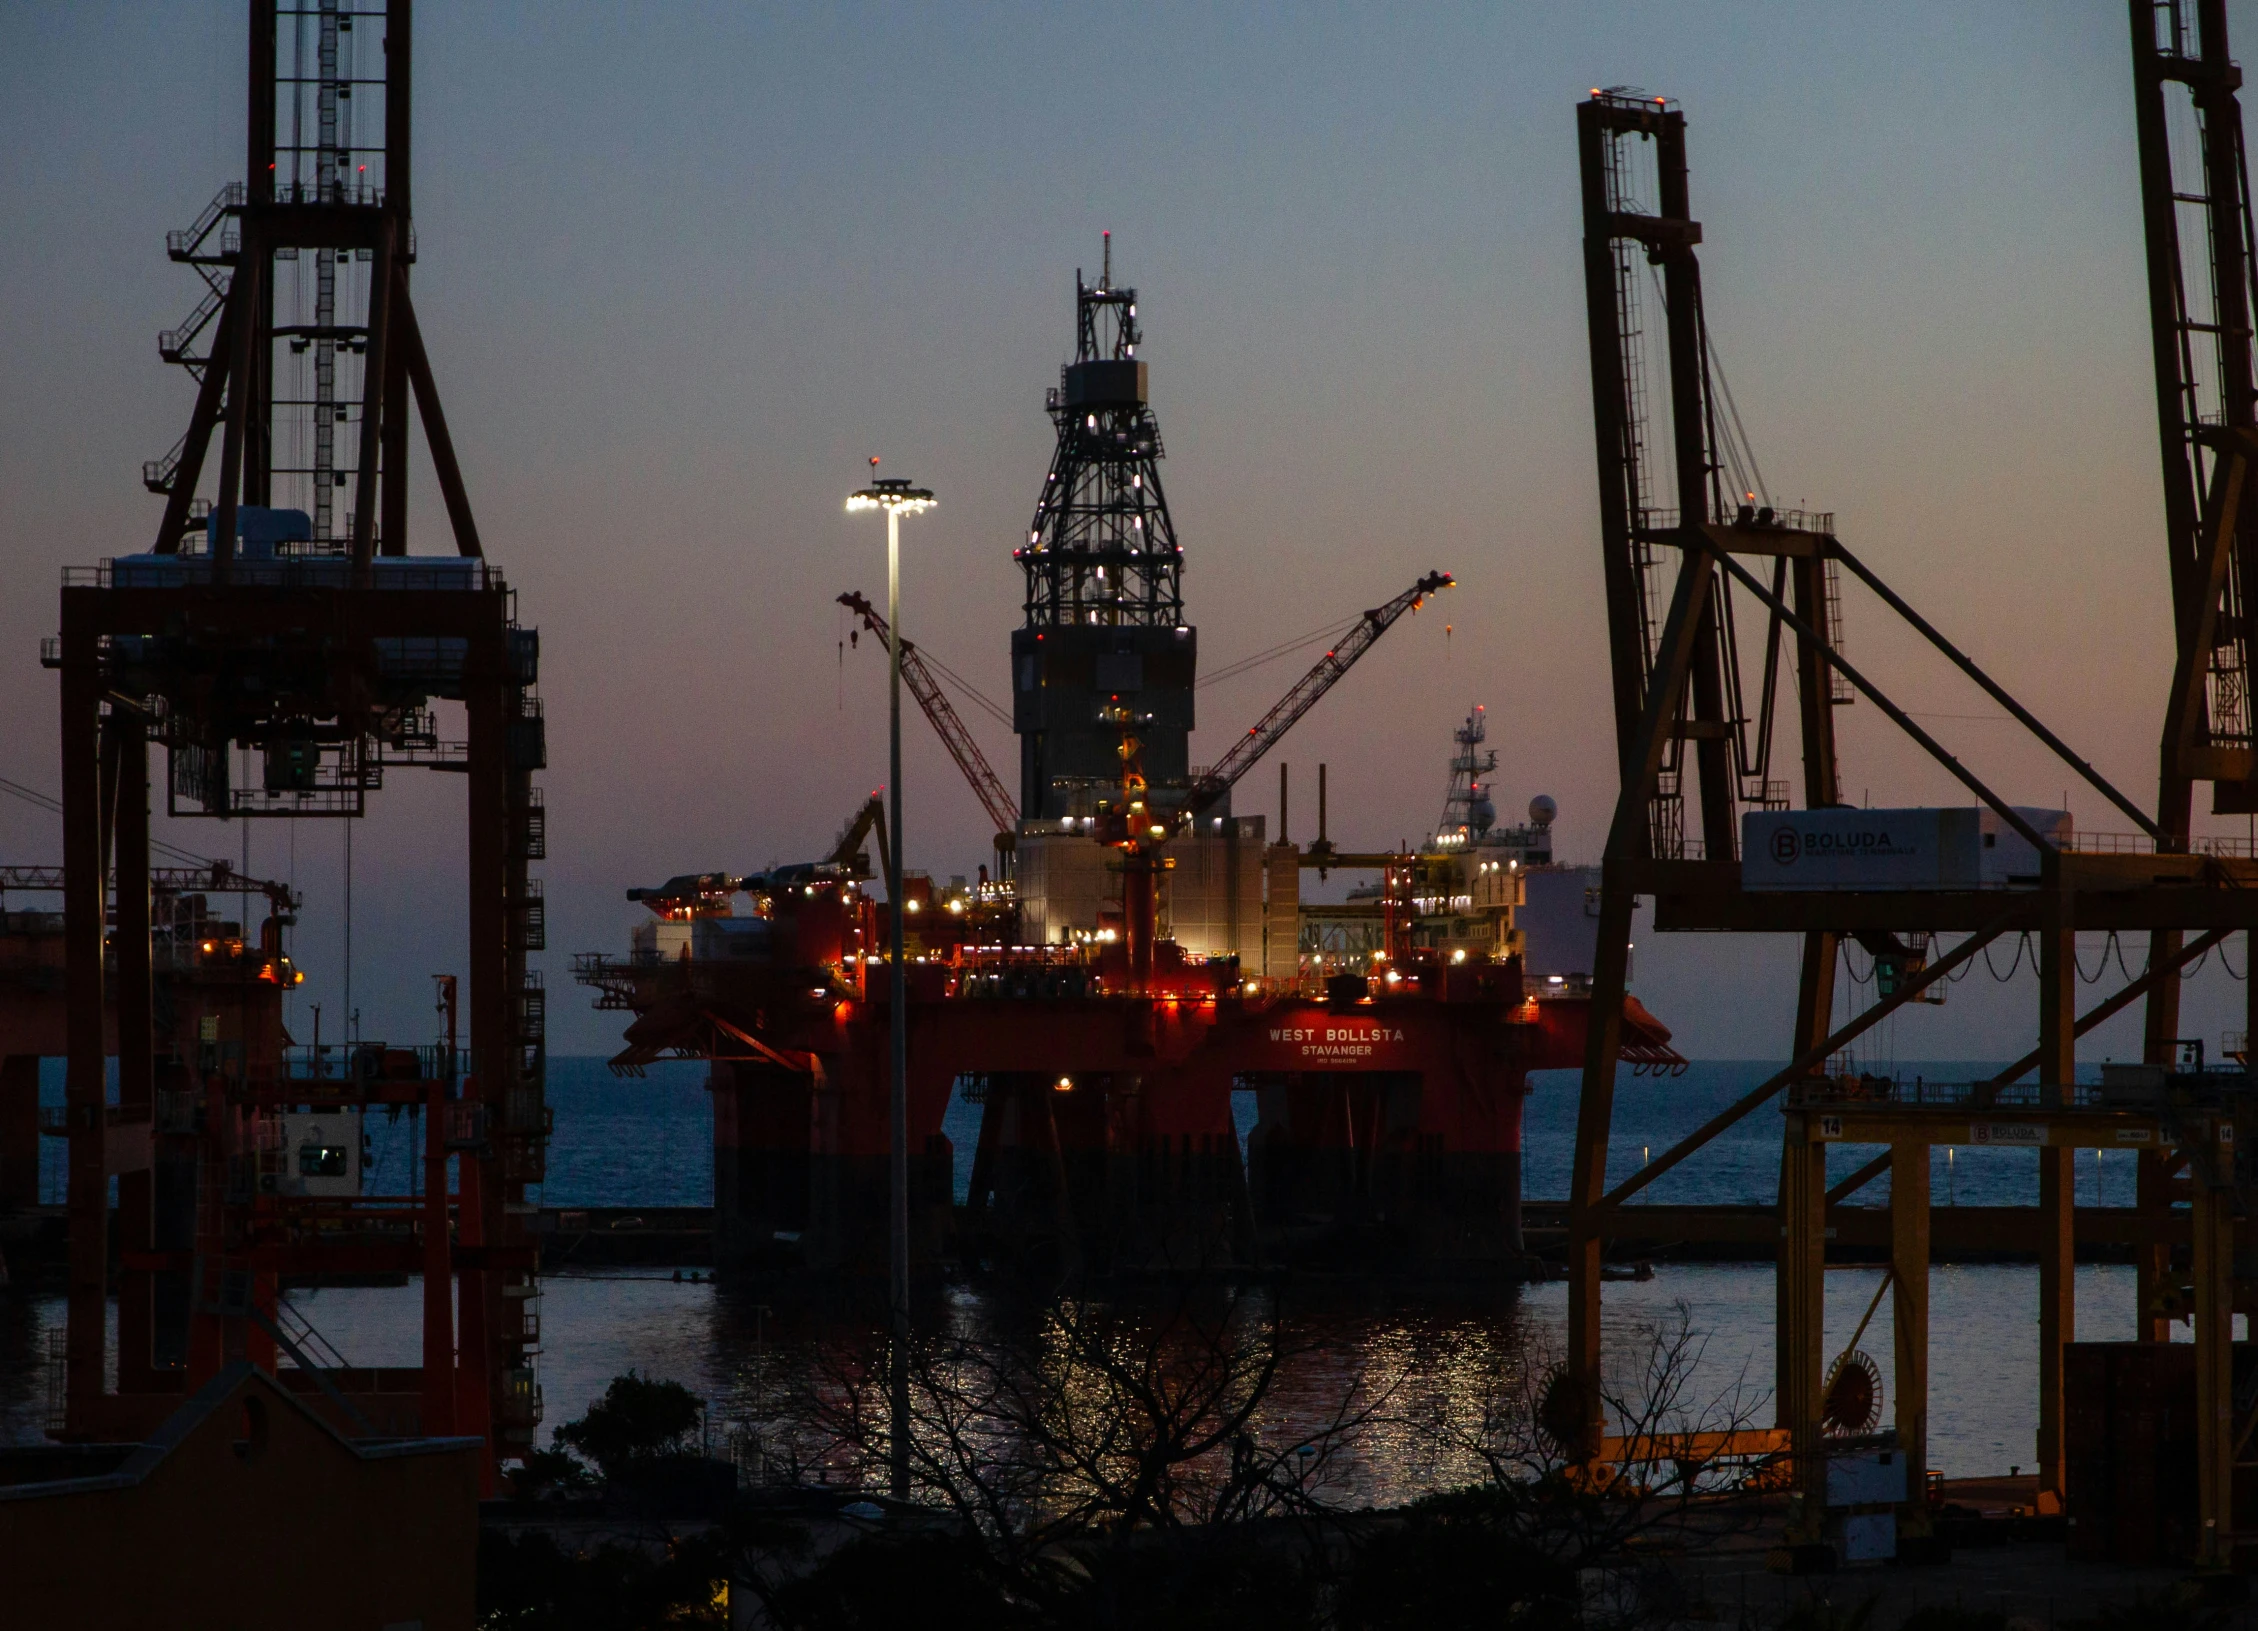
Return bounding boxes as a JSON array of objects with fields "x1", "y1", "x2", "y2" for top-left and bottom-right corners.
[{"x1": 0, "y1": 1261, "x2": 2150, "y2": 1495}]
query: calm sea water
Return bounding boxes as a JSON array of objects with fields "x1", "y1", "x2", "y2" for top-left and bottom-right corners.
[
  {"x1": 0, "y1": 1057, "x2": 2163, "y2": 1488},
  {"x1": 29, "y1": 1055, "x2": 2146, "y2": 1212}
]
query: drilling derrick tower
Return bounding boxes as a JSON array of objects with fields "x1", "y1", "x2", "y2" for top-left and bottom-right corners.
[{"x1": 1012, "y1": 236, "x2": 1199, "y2": 821}]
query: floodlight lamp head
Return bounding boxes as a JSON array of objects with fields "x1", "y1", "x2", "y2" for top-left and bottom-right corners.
[{"x1": 847, "y1": 477, "x2": 936, "y2": 516}]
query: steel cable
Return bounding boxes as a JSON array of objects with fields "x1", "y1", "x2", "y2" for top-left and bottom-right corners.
[
  {"x1": 0, "y1": 772, "x2": 221, "y2": 870},
  {"x1": 2112, "y1": 932, "x2": 2142, "y2": 983},
  {"x1": 1982, "y1": 933, "x2": 2032, "y2": 982},
  {"x1": 1198, "y1": 614, "x2": 1364, "y2": 691}
]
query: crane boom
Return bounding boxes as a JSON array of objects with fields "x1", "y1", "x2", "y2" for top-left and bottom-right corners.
[
  {"x1": 1189, "y1": 571, "x2": 1453, "y2": 813},
  {"x1": 837, "y1": 592, "x2": 1021, "y2": 837}
]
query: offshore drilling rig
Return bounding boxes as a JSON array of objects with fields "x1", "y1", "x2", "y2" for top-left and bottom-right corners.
[
  {"x1": 579, "y1": 247, "x2": 1682, "y2": 1277},
  {"x1": 37, "y1": 1, "x2": 546, "y2": 1487}
]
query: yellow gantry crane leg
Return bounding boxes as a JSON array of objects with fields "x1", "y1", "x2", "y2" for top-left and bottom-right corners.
[
  {"x1": 2192, "y1": 1148, "x2": 2235, "y2": 1569},
  {"x1": 2034, "y1": 886, "x2": 2077, "y2": 1501},
  {"x1": 1781, "y1": 1109, "x2": 1828, "y2": 1547},
  {"x1": 1890, "y1": 1135, "x2": 1931, "y2": 1543}
]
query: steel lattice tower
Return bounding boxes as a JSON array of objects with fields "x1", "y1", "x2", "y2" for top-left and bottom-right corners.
[
  {"x1": 1017, "y1": 237, "x2": 1183, "y2": 627},
  {"x1": 1010, "y1": 240, "x2": 1200, "y2": 820}
]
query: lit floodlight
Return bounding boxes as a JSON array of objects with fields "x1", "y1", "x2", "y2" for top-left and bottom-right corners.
[
  {"x1": 847, "y1": 457, "x2": 938, "y2": 1503},
  {"x1": 846, "y1": 477, "x2": 937, "y2": 516}
]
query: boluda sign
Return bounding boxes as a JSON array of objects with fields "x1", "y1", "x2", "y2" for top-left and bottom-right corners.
[
  {"x1": 1258, "y1": 1019, "x2": 1411, "y2": 1066},
  {"x1": 1969, "y1": 1121, "x2": 2047, "y2": 1147},
  {"x1": 1742, "y1": 806, "x2": 2070, "y2": 892}
]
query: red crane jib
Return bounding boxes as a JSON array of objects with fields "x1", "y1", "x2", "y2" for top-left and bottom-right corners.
[{"x1": 837, "y1": 591, "x2": 1019, "y2": 836}]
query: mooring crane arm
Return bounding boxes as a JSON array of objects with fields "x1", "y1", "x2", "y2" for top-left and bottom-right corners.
[
  {"x1": 1188, "y1": 570, "x2": 1454, "y2": 815},
  {"x1": 828, "y1": 792, "x2": 892, "y2": 881},
  {"x1": 837, "y1": 592, "x2": 1021, "y2": 837}
]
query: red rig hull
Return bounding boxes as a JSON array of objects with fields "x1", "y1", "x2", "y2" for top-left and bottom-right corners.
[{"x1": 582, "y1": 908, "x2": 1680, "y2": 1278}]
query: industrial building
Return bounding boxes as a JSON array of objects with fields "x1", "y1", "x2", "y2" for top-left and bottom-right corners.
[{"x1": 0, "y1": 1364, "x2": 480, "y2": 1631}]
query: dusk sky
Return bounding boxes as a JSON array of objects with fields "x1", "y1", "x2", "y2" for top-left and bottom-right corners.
[{"x1": 2, "y1": 2, "x2": 2249, "y2": 1063}]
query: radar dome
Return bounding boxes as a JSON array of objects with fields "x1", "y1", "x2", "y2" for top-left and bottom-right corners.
[{"x1": 1528, "y1": 795, "x2": 1558, "y2": 827}]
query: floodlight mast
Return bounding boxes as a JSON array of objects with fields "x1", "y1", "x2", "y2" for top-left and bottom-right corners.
[{"x1": 845, "y1": 469, "x2": 934, "y2": 1501}]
